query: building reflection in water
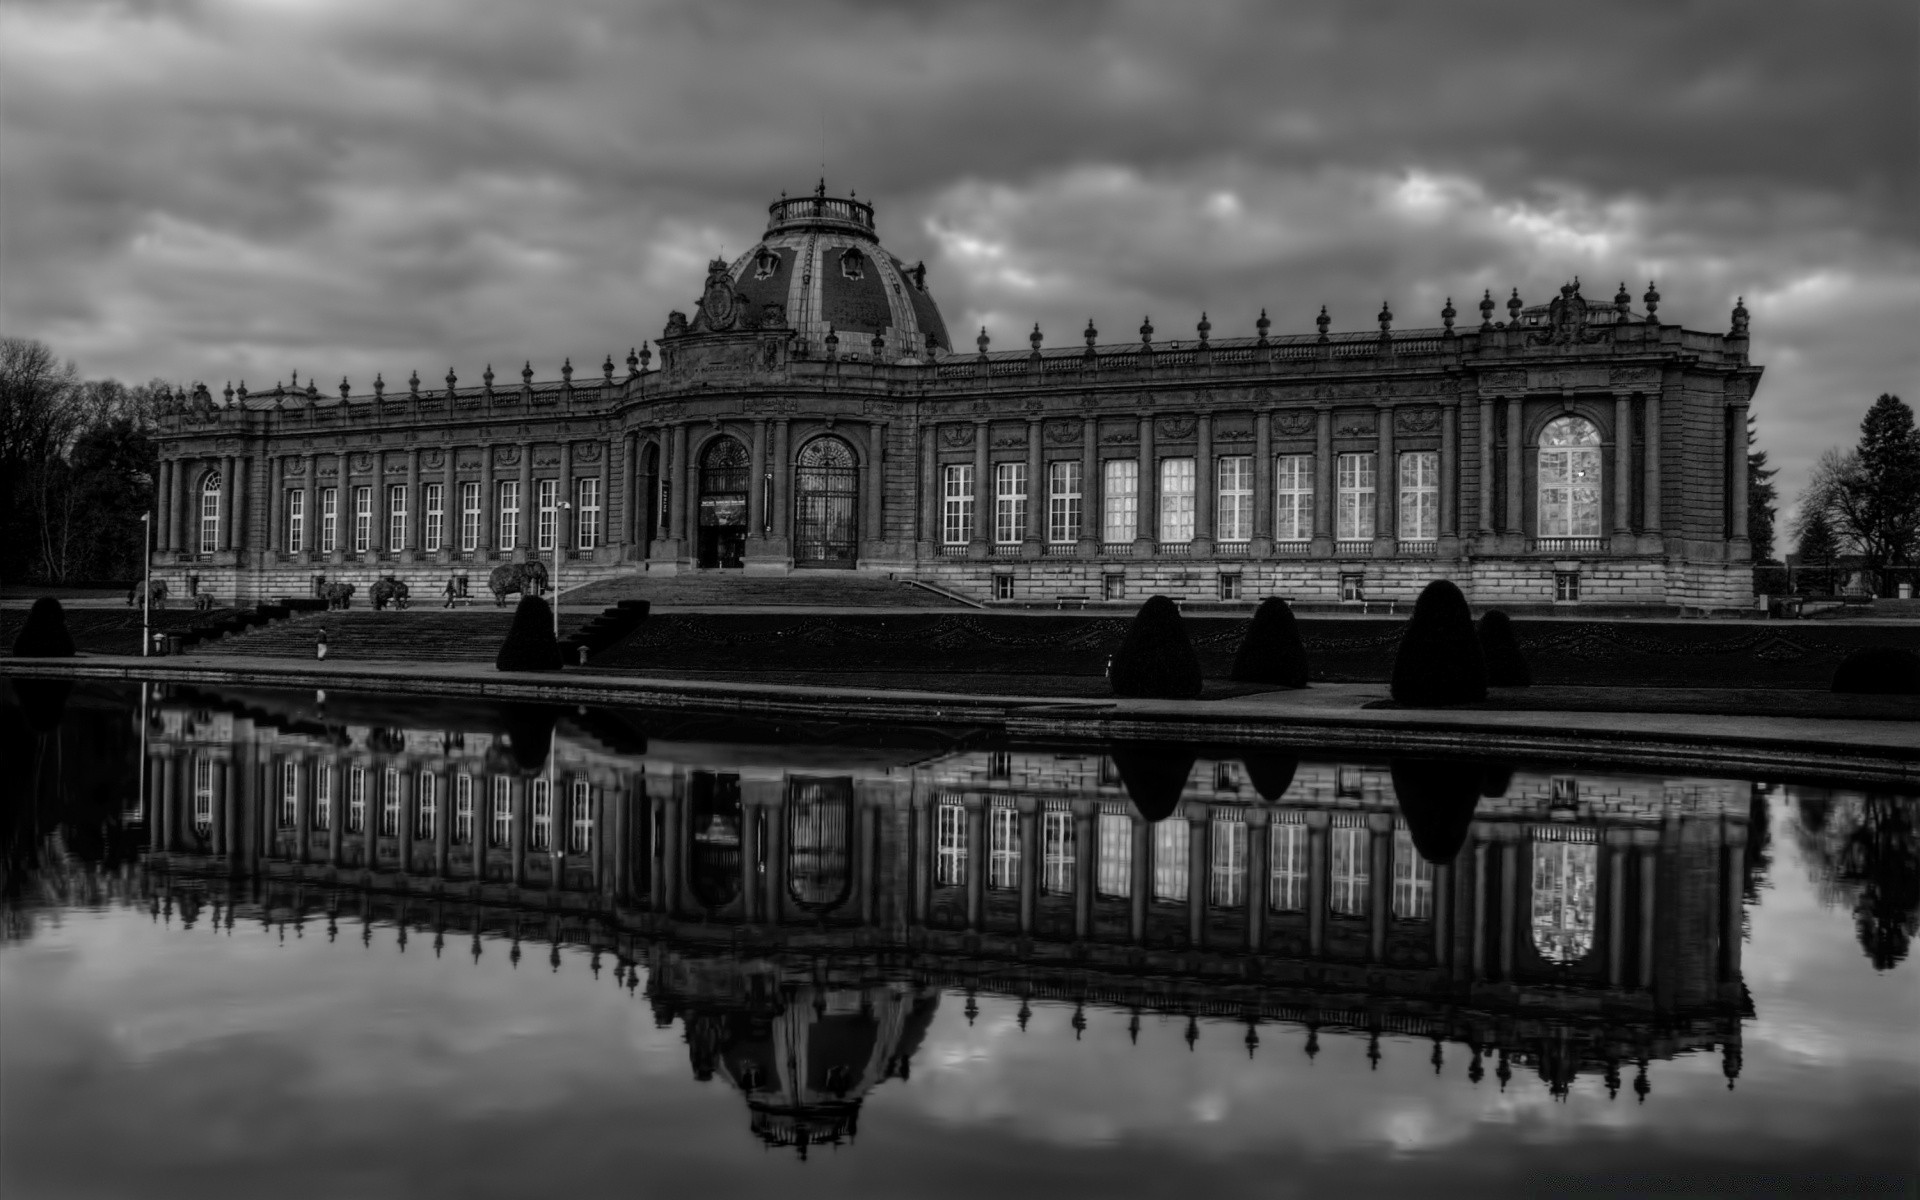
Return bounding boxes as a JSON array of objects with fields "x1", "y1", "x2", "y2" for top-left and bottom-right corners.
[{"x1": 116, "y1": 685, "x2": 1762, "y2": 1151}]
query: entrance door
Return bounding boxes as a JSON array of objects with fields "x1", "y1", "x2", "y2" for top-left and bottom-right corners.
[
  {"x1": 793, "y1": 436, "x2": 858, "y2": 567},
  {"x1": 697, "y1": 436, "x2": 749, "y2": 568}
]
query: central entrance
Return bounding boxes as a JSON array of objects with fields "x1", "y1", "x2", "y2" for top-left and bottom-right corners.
[
  {"x1": 698, "y1": 436, "x2": 749, "y2": 568},
  {"x1": 793, "y1": 436, "x2": 858, "y2": 567}
]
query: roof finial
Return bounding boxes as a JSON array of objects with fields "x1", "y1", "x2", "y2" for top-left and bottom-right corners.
[
  {"x1": 602, "y1": 353, "x2": 614, "y2": 382},
  {"x1": 1084, "y1": 317, "x2": 1098, "y2": 350},
  {"x1": 1730, "y1": 295, "x2": 1749, "y2": 336},
  {"x1": 1441, "y1": 296, "x2": 1456, "y2": 335},
  {"x1": 1315, "y1": 305, "x2": 1330, "y2": 342},
  {"x1": 1139, "y1": 315, "x2": 1153, "y2": 347},
  {"x1": 976, "y1": 325, "x2": 989, "y2": 358},
  {"x1": 1614, "y1": 281, "x2": 1632, "y2": 321},
  {"x1": 339, "y1": 377, "x2": 350, "y2": 399},
  {"x1": 1643, "y1": 280, "x2": 1660, "y2": 322},
  {"x1": 1030, "y1": 322, "x2": 1043, "y2": 353},
  {"x1": 445, "y1": 366, "x2": 457, "y2": 393},
  {"x1": 1255, "y1": 307, "x2": 1270, "y2": 345},
  {"x1": 408, "y1": 369, "x2": 420, "y2": 397},
  {"x1": 1196, "y1": 311, "x2": 1211, "y2": 345},
  {"x1": 1507, "y1": 288, "x2": 1523, "y2": 325},
  {"x1": 1480, "y1": 289, "x2": 1495, "y2": 329},
  {"x1": 625, "y1": 347, "x2": 639, "y2": 378}
]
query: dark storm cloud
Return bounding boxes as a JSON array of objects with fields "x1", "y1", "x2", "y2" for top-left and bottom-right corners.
[{"x1": 0, "y1": 0, "x2": 1913, "y2": 511}]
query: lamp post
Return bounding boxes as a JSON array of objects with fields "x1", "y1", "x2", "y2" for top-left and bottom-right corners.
[
  {"x1": 141, "y1": 511, "x2": 153, "y2": 657},
  {"x1": 553, "y1": 500, "x2": 572, "y2": 638}
]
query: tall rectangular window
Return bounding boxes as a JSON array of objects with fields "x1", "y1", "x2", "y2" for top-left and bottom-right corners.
[
  {"x1": 380, "y1": 767, "x2": 401, "y2": 836},
  {"x1": 577, "y1": 478, "x2": 601, "y2": 550},
  {"x1": 569, "y1": 779, "x2": 594, "y2": 854},
  {"x1": 1275, "y1": 454, "x2": 1313, "y2": 542},
  {"x1": 1046, "y1": 461, "x2": 1081, "y2": 544},
  {"x1": 353, "y1": 486, "x2": 373, "y2": 553},
  {"x1": 1103, "y1": 459, "x2": 1138, "y2": 544},
  {"x1": 320, "y1": 488, "x2": 339, "y2": 554},
  {"x1": 1330, "y1": 826, "x2": 1370, "y2": 917},
  {"x1": 286, "y1": 490, "x2": 305, "y2": 554},
  {"x1": 498, "y1": 481, "x2": 520, "y2": 550},
  {"x1": 935, "y1": 802, "x2": 968, "y2": 886},
  {"x1": 193, "y1": 758, "x2": 213, "y2": 831},
  {"x1": 387, "y1": 484, "x2": 408, "y2": 551},
  {"x1": 490, "y1": 777, "x2": 512, "y2": 848},
  {"x1": 1216, "y1": 456, "x2": 1252, "y2": 541},
  {"x1": 942, "y1": 465, "x2": 974, "y2": 545},
  {"x1": 460, "y1": 482, "x2": 481, "y2": 552},
  {"x1": 1158, "y1": 457, "x2": 1195, "y2": 543},
  {"x1": 415, "y1": 772, "x2": 437, "y2": 840},
  {"x1": 279, "y1": 762, "x2": 298, "y2": 829},
  {"x1": 1392, "y1": 828, "x2": 1434, "y2": 919},
  {"x1": 1153, "y1": 820, "x2": 1189, "y2": 902},
  {"x1": 347, "y1": 765, "x2": 366, "y2": 833},
  {"x1": 1398, "y1": 451, "x2": 1438, "y2": 541},
  {"x1": 1097, "y1": 811, "x2": 1132, "y2": 898},
  {"x1": 1336, "y1": 453, "x2": 1376, "y2": 541},
  {"x1": 1210, "y1": 817, "x2": 1247, "y2": 908},
  {"x1": 1042, "y1": 810, "x2": 1075, "y2": 894},
  {"x1": 994, "y1": 463, "x2": 1027, "y2": 545},
  {"x1": 1270, "y1": 823, "x2": 1307, "y2": 912},
  {"x1": 529, "y1": 778, "x2": 552, "y2": 851},
  {"x1": 537, "y1": 479, "x2": 558, "y2": 552},
  {"x1": 423, "y1": 484, "x2": 444, "y2": 552},
  {"x1": 454, "y1": 774, "x2": 474, "y2": 845},
  {"x1": 313, "y1": 766, "x2": 332, "y2": 831},
  {"x1": 199, "y1": 481, "x2": 220, "y2": 554},
  {"x1": 989, "y1": 808, "x2": 1020, "y2": 890}
]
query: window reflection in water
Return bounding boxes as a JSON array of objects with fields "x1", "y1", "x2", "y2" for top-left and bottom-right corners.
[
  {"x1": 1532, "y1": 836, "x2": 1600, "y2": 963},
  {"x1": 787, "y1": 778, "x2": 851, "y2": 912}
]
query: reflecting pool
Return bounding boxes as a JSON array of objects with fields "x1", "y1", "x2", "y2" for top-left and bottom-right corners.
[{"x1": 3, "y1": 680, "x2": 1916, "y2": 1198}]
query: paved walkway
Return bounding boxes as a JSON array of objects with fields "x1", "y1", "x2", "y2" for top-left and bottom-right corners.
[{"x1": 6, "y1": 653, "x2": 1914, "y2": 785}]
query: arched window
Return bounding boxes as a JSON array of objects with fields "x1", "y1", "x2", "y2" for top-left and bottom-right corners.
[
  {"x1": 839, "y1": 248, "x2": 867, "y2": 281},
  {"x1": 1531, "y1": 838, "x2": 1598, "y2": 962},
  {"x1": 697, "y1": 437, "x2": 751, "y2": 568},
  {"x1": 787, "y1": 777, "x2": 853, "y2": 912},
  {"x1": 1537, "y1": 417, "x2": 1602, "y2": 538},
  {"x1": 199, "y1": 472, "x2": 222, "y2": 554},
  {"x1": 794, "y1": 437, "x2": 858, "y2": 567}
]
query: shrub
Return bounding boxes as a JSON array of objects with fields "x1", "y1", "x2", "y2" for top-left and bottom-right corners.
[
  {"x1": 1390, "y1": 580, "x2": 1487, "y2": 706},
  {"x1": 1389, "y1": 758, "x2": 1483, "y2": 865},
  {"x1": 1240, "y1": 753, "x2": 1298, "y2": 802},
  {"x1": 1831, "y1": 646, "x2": 1920, "y2": 695},
  {"x1": 1230, "y1": 597, "x2": 1310, "y2": 686},
  {"x1": 1477, "y1": 610, "x2": 1531, "y2": 687},
  {"x1": 1109, "y1": 741, "x2": 1197, "y2": 822},
  {"x1": 1480, "y1": 762, "x2": 1515, "y2": 799},
  {"x1": 1110, "y1": 595, "x2": 1203, "y2": 699},
  {"x1": 498, "y1": 703, "x2": 559, "y2": 772},
  {"x1": 495, "y1": 594, "x2": 564, "y2": 672},
  {"x1": 10, "y1": 598, "x2": 75, "y2": 658},
  {"x1": 10, "y1": 677, "x2": 74, "y2": 733}
]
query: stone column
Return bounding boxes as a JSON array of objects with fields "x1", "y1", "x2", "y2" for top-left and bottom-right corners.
[
  {"x1": 1252, "y1": 411, "x2": 1274, "y2": 555},
  {"x1": 747, "y1": 419, "x2": 768, "y2": 550},
  {"x1": 669, "y1": 424, "x2": 690, "y2": 552},
  {"x1": 220, "y1": 455, "x2": 238, "y2": 552},
  {"x1": 740, "y1": 795, "x2": 762, "y2": 924},
  {"x1": 1306, "y1": 811, "x2": 1329, "y2": 957},
  {"x1": 510, "y1": 778, "x2": 527, "y2": 888},
  {"x1": 1133, "y1": 415, "x2": 1155, "y2": 550},
  {"x1": 1470, "y1": 833, "x2": 1489, "y2": 978},
  {"x1": 1440, "y1": 401, "x2": 1459, "y2": 543},
  {"x1": 435, "y1": 770, "x2": 452, "y2": 878},
  {"x1": 964, "y1": 797, "x2": 986, "y2": 930},
  {"x1": 1373, "y1": 406, "x2": 1394, "y2": 555},
  {"x1": 681, "y1": 431, "x2": 700, "y2": 562},
  {"x1": 215, "y1": 759, "x2": 232, "y2": 857},
  {"x1": 1192, "y1": 413, "x2": 1213, "y2": 553},
  {"x1": 1017, "y1": 798, "x2": 1039, "y2": 934},
  {"x1": 1729, "y1": 399, "x2": 1750, "y2": 547},
  {"x1": 157, "y1": 459, "x2": 174, "y2": 553},
  {"x1": 268, "y1": 457, "x2": 283, "y2": 554},
  {"x1": 1643, "y1": 392, "x2": 1662, "y2": 535},
  {"x1": 176, "y1": 457, "x2": 194, "y2": 552},
  {"x1": 1186, "y1": 808, "x2": 1208, "y2": 948},
  {"x1": 910, "y1": 794, "x2": 931, "y2": 926},
  {"x1": 1613, "y1": 395, "x2": 1634, "y2": 538},
  {"x1": 919, "y1": 424, "x2": 939, "y2": 552},
  {"x1": 619, "y1": 431, "x2": 638, "y2": 554},
  {"x1": 515, "y1": 442, "x2": 533, "y2": 557},
  {"x1": 970, "y1": 421, "x2": 990, "y2": 555},
  {"x1": 867, "y1": 420, "x2": 888, "y2": 558},
  {"x1": 1073, "y1": 801, "x2": 1096, "y2": 940},
  {"x1": 771, "y1": 419, "x2": 791, "y2": 554},
  {"x1": 368, "y1": 452, "x2": 385, "y2": 554},
  {"x1": 1638, "y1": 840, "x2": 1658, "y2": 989},
  {"x1": 1432, "y1": 864, "x2": 1452, "y2": 971},
  {"x1": 1368, "y1": 814, "x2": 1392, "y2": 961},
  {"x1": 479, "y1": 446, "x2": 495, "y2": 554},
  {"x1": 440, "y1": 445, "x2": 457, "y2": 558},
  {"x1": 1499, "y1": 839, "x2": 1518, "y2": 979},
  {"x1": 1022, "y1": 419, "x2": 1043, "y2": 554},
  {"x1": 1245, "y1": 808, "x2": 1270, "y2": 951},
  {"x1": 1607, "y1": 833, "x2": 1629, "y2": 988},
  {"x1": 558, "y1": 441, "x2": 574, "y2": 555},
  {"x1": 406, "y1": 449, "x2": 422, "y2": 556},
  {"x1": 1504, "y1": 399, "x2": 1523, "y2": 537},
  {"x1": 1312, "y1": 408, "x2": 1333, "y2": 552},
  {"x1": 1477, "y1": 399, "x2": 1495, "y2": 538},
  {"x1": 1078, "y1": 417, "x2": 1099, "y2": 552},
  {"x1": 857, "y1": 801, "x2": 877, "y2": 926},
  {"x1": 1129, "y1": 814, "x2": 1150, "y2": 944}
]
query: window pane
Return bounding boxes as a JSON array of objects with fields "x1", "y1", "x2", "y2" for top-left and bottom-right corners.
[
  {"x1": 942, "y1": 465, "x2": 974, "y2": 545},
  {"x1": 1042, "y1": 810, "x2": 1075, "y2": 894},
  {"x1": 994, "y1": 463, "x2": 1027, "y2": 544},
  {"x1": 1269, "y1": 823, "x2": 1307, "y2": 912},
  {"x1": 1210, "y1": 818, "x2": 1247, "y2": 908},
  {"x1": 1330, "y1": 826, "x2": 1370, "y2": 916},
  {"x1": 1216, "y1": 456, "x2": 1252, "y2": 541},
  {"x1": 1336, "y1": 453, "x2": 1376, "y2": 541},
  {"x1": 1103, "y1": 460, "x2": 1137, "y2": 543},
  {"x1": 1047, "y1": 461, "x2": 1081, "y2": 544},
  {"x1": 1392, "y1": 829, "x2": 1434, "y2": 919},
  {"x1": 1275, "y1": 454, "x2": 1314, "y2": 541},
  {"x1": 1153, "y1": 820, "x2": 1189, "y2": 902},
  {"x1": 1097, "y1": 812, "x2": 1132, "y2": 897},
  {"x1": 1158, "y1": 458, "x2": 1195, "y2": 543}
]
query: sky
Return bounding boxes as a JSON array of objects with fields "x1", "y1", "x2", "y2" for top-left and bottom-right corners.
[{"x1": 1, "y1": 0, "x2": 1915, "y2": 523}]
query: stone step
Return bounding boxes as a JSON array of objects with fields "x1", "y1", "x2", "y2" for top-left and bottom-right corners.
[
  {"x1": 192, "y1": 607, "x2": 601, "y2": 662},
  {"x1": 564, "y1": 571, "x2": 962, "y2": 608}
]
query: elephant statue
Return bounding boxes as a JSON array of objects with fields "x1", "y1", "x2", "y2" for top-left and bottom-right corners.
[
  {"x1": 193, "y1": 591, "x2": 216, "y2": 612},
  {"x1": 488, "y1": 561, "x2": 550, "y2": 605},
  {"x1": 136, "y1": 579, "x2": 169, "y2": 609},
  {"x1": 370, "y1": 578, "x2": 411, "y2": 611},
  {"x1": 322, "y1": 581, "x2": 357, "y2": 610}
]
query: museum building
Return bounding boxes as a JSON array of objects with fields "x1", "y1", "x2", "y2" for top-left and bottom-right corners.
[{"x1": 149, "y1": 182, "x2": 1764, "y2": 609}]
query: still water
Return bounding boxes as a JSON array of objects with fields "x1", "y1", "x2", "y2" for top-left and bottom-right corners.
[{"x1": 2, "y1": 680, "x2": 1916, "y2": 1198}]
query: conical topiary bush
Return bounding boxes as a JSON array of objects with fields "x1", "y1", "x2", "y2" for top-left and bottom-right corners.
[
  {"x1": 1831, "y1": 646, "x2": 1920, "y2": 695},
  {"x1": 1230, "y1": 597, "x2": 1309, "y2": 686},
  {"x1": 1390, "y1": 579, "x2": 1487, "y2": 706},
  {"x1": 1108, "y1": 741, "x2": 1197, "y2": 822},
  {"x1": 11, "y1": 597, "x2": 75, "y2": 658},
  {"x1": 1240, "y1": 753, "x2": 1298, "y2": 802},
  {"x1": 1110, "y1": 595, "x2": 1203, "y2": 699},
  {"x1": 1389, "y1": 758, "x2": 1483, "y2": 865},
  {"x1": 498, "y1": 702, "x2": 560, "y2": 771},
  {"x1": 1477, "y1": 610, "x2": 1530, "y2": 687},
  {"x1": 495, "y1": 594, "x2": 564, "y2": 672}
]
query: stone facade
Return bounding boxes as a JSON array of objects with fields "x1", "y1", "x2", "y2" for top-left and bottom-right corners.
[{"x1": 149, "y1": 187, "x2": 1763, "y2": 610}]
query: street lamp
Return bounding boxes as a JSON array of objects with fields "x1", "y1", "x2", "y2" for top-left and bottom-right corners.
[
  {"x1": 553, "y1": 500, "x2": 572, "y2": 639},
  {"x1": 141, "y1": 510, "x2": 153, "y2": 657}
]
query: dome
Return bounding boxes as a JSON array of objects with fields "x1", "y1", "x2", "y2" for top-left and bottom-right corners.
[{"x1": 723, "y1": 182, "x2": 951, "y2": 362}]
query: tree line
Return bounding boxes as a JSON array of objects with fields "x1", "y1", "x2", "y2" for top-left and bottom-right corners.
[
  {"x1": 1792, "y1": 394, "x2": 1920, "y2": 596},
  {"x1": 0, "y1": 336, "x2": 183, "y2": 585}
]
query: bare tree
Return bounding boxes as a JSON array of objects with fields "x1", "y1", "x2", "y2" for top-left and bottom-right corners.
[
  {"x1": 0, "y1": 338, "x2": 83, "y2": 582},
  {"x1": 1798, "y1": 395, "x2": 1920, "y2": 596}
]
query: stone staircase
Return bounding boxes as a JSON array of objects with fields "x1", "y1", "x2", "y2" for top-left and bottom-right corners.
[
  {"x1": 563, "y1": 570, "x2": 967, "y2": 608},
  {"x1": 190, "y1": 606, "x2": 603, "y2": 663}
]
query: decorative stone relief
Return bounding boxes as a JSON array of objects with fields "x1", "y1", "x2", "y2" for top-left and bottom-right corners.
[
  {"x1": 1102, "y1": 429, "x2": 1139, "y2": 446},
  {"x1": 1157, "y1": 416, "x2": 1197, "y2": 440},
  {"x1": 940, "y1": 425, "x2": 976, "y2": 449},
  {"x1": 1395, "y1": 408, "x2": 1441, "y2": 434},
  {"x1": 1527, "y1": 366, "x2": 1608, "y2": 391},
  {"x1": 1274, "y1": 411, "x2": 1315, "y2": 436},
  {"x1": 421, "y1": 449, "x2": 444, "y2": 470},
  {"x1": 745, "y1": 396, "x2": 796, "y2": 415},
  {"x1": 1334, "y1": 414, "x2": 1376, "y2": 438},
  {"x1": 349, "y1": 452, "x2": 373, "y2": 473},
  {"x1": 495, "y1": 446, "x2": 521, "y2": 467},
  {"x1": 1610, "y1": 366, "x2": 1662, "y2": 388},
  {"x1": 1045, "y1": 420, "x2": 1083, "y2": 444},
  {"x1": 1477, "y1": 369, "x2": 1526, "y2": 393},
  {"x1": 575, "y1": 442, "x2": 602, "y2": 463}
]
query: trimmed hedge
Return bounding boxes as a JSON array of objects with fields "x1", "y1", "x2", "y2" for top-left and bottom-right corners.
[
  {"x1": 500, "y1": 703, "x2": 559, "y2": 772},
  {"x1": 495, "y1": 595, "x2": 564, "y2": 672},
  {"x1": 1230, "y1": 597, "x2": 1309, "y2": 687},
  {"x1": 10, "y1": 597, "x2": 75, "y2": 658},
  {"x1": 1110, "y1": 595, "x2": 1203, "y2": 699},
  {"x1": 11, "y1": 677, "x2": 74, "y2": 733},
  {"x1": 1480, "y1": 763, "x2": 1515, "y2": 799},
  {"x1": 1389, "y1": 758, "x2": 1483, "y2": 865},
  {"x1": 1390, "y1": 580, "x2": 1487, "y2": 706},
  {"x1": 1477, "y1": 610, "x2": 1530, "y2": 687},
  {"x1": 1240, "y1": 753, "x2": 1298, "y2": 802},
  {"x1": 1109, "y1": 741, "x2": 1197, "y2": 822},
  {"x1": 1831, "y1": 646, "x2": 1920, "y2": 695}
]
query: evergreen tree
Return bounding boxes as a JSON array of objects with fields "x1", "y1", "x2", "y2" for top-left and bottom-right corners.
[
  {"x1": 1795, "y1": 506, "x2": 1841, "y2": 594},
  {"x1": 1747, "y1": 414, "x2": 1778, "y2": 562},
  {"x1": 1803, "y1": 395, "x2": 1920, "y2": 595}
]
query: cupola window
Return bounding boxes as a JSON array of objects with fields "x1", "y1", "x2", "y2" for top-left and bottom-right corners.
[{"x1": 839, "y1": 248, "x2": 867, "y2": 281}]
